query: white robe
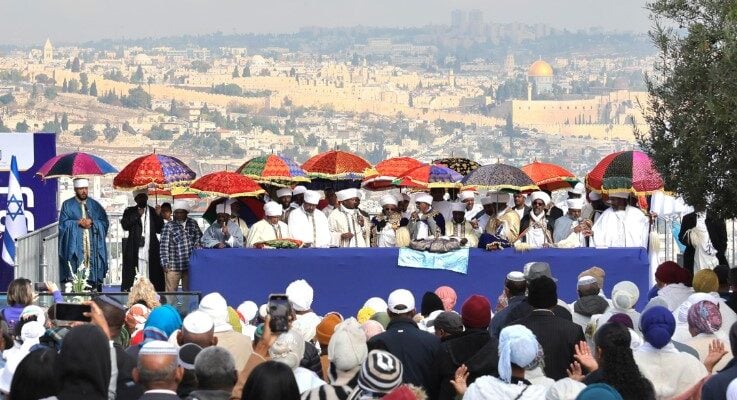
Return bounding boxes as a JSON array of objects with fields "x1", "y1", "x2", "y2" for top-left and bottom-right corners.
[
  {"x1": 245, "y1": 219, "x2": 290, "y2": 247},
  {"x1": 591, "y1": 206, "x2": 649, "y2": 248},
  {"x1": 288, "y1": 207, "x2": 331, "y2": 248},
  {"x1": 327, "y1": 206, "x2": 369, "y2": 248},
  {"x1": 445, "y1": 221, "x2": 479, "y2": 247},
  {"x1": 634, "y1": 343, "x2": 708, "y2": 400},
  {"x1": 465, "y1": 203, "x2": 483, "y2": 222}
]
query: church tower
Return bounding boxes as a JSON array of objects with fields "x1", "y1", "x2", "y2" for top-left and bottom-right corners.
[{"x1": 43, "y1": 39, "x2": 53, "y2": 64}]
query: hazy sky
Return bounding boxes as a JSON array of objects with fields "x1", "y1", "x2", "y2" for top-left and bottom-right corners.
[{"x1": 0, "y1": 0, "x2": 652, "y2": 46}]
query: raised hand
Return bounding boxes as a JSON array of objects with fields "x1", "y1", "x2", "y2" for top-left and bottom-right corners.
[
  {"x1": 573, "y1": 341, "x2": 598, "y2": 372},
  {"x1": 704, "y1": 339, "x2": 728, "y2": 372},
  {"x1": 567, "y1": 361, "x2": 585, "y2": 382},
  {"x1": 450, "y1": 364, "x2": 469, "y2": 395}
]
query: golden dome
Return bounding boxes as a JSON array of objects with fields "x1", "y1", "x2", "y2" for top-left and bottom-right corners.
[{"x1": 528, "y1": 60, "x2": 554, "y2": 77}]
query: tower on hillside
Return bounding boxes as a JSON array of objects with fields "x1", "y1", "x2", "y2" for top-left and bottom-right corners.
[{"x1": 43, "y1": 38, "x2": 53, "y2": 64}]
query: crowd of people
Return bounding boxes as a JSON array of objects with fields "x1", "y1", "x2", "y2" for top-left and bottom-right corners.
[{"x1": 2, "y1": 259, "x2": 737, "y2": 399}]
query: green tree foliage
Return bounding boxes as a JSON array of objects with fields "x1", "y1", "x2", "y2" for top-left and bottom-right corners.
[
  {"x1": 103, "y1": 69, "x2": 127, "y2": 82},
  {"x1": 62, "y1": 78, "x2": 68, "y2": 92},
  {"x1": 79, "y1": 73, "x2": 89, "y2": 95},
  {"x1": 0, "y1": 69, "x2": 23, "y2": 82},
  {"x1": 15, "y1": 121, "x2": 29, "y2": 133},
  {"x1": 71, "y1": 57, "x2": 81, "y2": 72},
  {"x1": 89, "y1": 81, "x2": 98, "y2": 97},
  {"x1": 44, "y1": 86, "x2": 58, "y2": 100},
  {"x1": 42, "y1": 115, "x2": 62, "y2": 133},
  {"x1": 495, "y1": 77, "x2": 528, "y2": 102},
  {"x1": 211, "y1": 83, "x2": 243, "y2": 96},
  {"x1": 132, "y1": 65, "x2": 145, "y2": 83},
  {"x1": 76, "y1": 123, "x2": 98, "y2": 143},
  {"x1": 637, "y1": 0, "x2": 737, "y2": 217},
  {"x1": 35, "y1": 74, "x2": 51, "y2": 84},
  {"x1": 122, "y1": 87, "x2": 152, "y2": 109},
  {"x1": 0, "y1": 119, "x2": 9, "y2": 132},
  {"x1": 103, "y1": 124, "x2": 119, "y2": 142},
  {"x1": 232, "y1": 66, "x2": 240, "y2": 78},
  {"x1": 149, "y1": 125, "x2": 175, "y2": 140},
  {"x1": 191, "y1": 60, "x2": 211, "y2": 73},
  {"x1": 0, "y1": 93, "x2": 14, "y2": 105},
  {"x1": 242, "y1": 65, "x2": 251, "y2": 77},
  {"x1": 61, "y1": 113, "x2": 69, "y2": 131},
  {"x1": 67, "y1": 79, "x2": 80, "y2": 93}
]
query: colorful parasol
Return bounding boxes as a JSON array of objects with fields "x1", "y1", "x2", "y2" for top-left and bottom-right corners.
[
  {"x1": 237, "y1": 154, "x2": 310, "y2": 187},
  {"x1": 36, "y1": 152, "x2": 118, "y2": 179},
  {"x1": 521, "y1": 161, "x2": 579, "y2": 192},
  {"x1": 461, "y1": 163, "x2": 539, "y2": 192},
  {"x1": 301, "y1": 150, "x2": 372, "y2": 180},
  {"x1": 586, "y1": 150, "x2": 664, "y2": 195},
  {"x1": 362, "y1": 156, "x2": 424, "y2": 190},
  {"x1": 202, "y1": 196, "x2": 265, "y2": 225},
  {"x1": 393, "y1": 164, "x2": 464, "y2": 189},
  {"x1": 190, "y1": 171, "x2": 265, "y2": 198},
  {"x1": 147, "y1": 186, "x2": 204, "y2": 200},
  {"x1": 113, "y1": 153, "x2": 196, "y2": 189},
  {"x1": 432, "y1": 157, "x2": 480, "y2": 176}
]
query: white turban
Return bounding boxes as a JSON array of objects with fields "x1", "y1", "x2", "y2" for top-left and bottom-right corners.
[
  {"x1": 486, "y1": 192, "x2": 510, "y2": 204},
  {"x1": 568, "y1": 182, "x2": 586, "y2": 195},
  {"x1": 458, "y1": 191, "x2": 475, "y2": 202},
  {"x1": 215, "y1": 203, "x2": 231, "y2": 215},
  {"x1": 303, "y1": 190, "x2": 320, "y2": 205},
  {"x1": 609, "y1": 192, "x2": 630, "y2": 199},
  {"x1": 263, "y1": 201, "x2": 283, "y2": 217},
  {"x1": 73, "y1": 178, "x2": 89, "y2": 188},
  {"x1": 611, "y1": 281, "x2": 639, "y2": 310},
  {"x1": 415, "y1": 193, "x2": 433, "y2": 205},
  {"x1": 380, "y1": 195, "x2": 398, "y2": 207},
  {"x1": 292, "y1": 185, "x2": 307, "y2": 196},
  {"x1": 286, "y1": 279, "x2": 314, "y2": 312},
  {"x1": 173, "y1": 199, "x2": 191, "y2": 212},
  {"x1": 182, "y1": 310, "x2": 214, "y2": 334},
  {"x1": 498, "y1": 325, "x2": 540, "y2": 383},
  {"x1": 276, "y1": 188, "x2": 292, "y2": 198},
  {"x1": 364, "y1": 297, "x2": 388, "y2": 313},
  {"x1": 451, "y1": 202, "x2": 466, "y2": 212},
  {"x1": 269, "y1": 330, "x2": 305, "y2": 370},
  {"x1": 529, "y1": 191, "x2": 551, "y2": 206},
  {"x1": 588, "y1": 191, "x2": 601, "y2": 201},
  {"x1": 337, "y1": 189, "x2": 359, "y2": 202},
  {"x1": 237, "y1": 301, "x2": 259, "y2": 322},
  {"x1": 566, "y1": 198, "x2": 584, "y2": 210}
]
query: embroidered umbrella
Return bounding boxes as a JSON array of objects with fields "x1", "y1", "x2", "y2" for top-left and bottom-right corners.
[
  {"x1": 362, "y1": 156, "x2": 423, "y2": 190},
  {"x1": 36, "y1": 152, "x2": 118, "y2": 179},
  {"x1": 521, "y1": 160, "x2": 579, "y2": 192},
  {"x1": 461, "y1": 163, "x2": 539, "y2": 192},
  {"x1": 237, "y1": 154, "x2": 310, "y2": 187},
  {"x1": 302, "y1": 150, "x2": 371, "y2": 180},
  {"x1": 393, "y1": 164, "x2": 464, "y2": 189},
  {"x1": 190, "y1": 171, "x2": 265, "y2": 198},
  {"x1": 432, "y1": 157, "x2": 480, "y2": 176},
  {"x1": 586, "y1": 150, "x2": 664, "y2": 195},
  {"x1": 113, "y1": 153, "x2": 196, "y2": 189}
]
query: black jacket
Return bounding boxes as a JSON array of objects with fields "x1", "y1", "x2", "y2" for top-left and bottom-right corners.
[
  {"x1": 114, "y1": 343, "x2": 144, "y2": 400},
  {"x1": 434, "y1": 329, "x2": 499, "y2": 400},
  {"x1": 499, "y1": 298, "x2": 572, "y2": 333},
  {"x1": 301, "y1": 341, "x2": 323, "y2": 377},
  {"x1": 367, "y1": 318, "x2": 441, "y2": 398},
  {"x1": 513, "y1": 310, "x2": 585, "y2": 381},
  {"x1": 702, "y1": 359, "x2": 737, "y2": 400},
  {"x1": 120, "y1": 205, "x2": 164, "y2": 291},
  {"x1": 679, "y1": 212, "x2": 728, "y2": 272}
]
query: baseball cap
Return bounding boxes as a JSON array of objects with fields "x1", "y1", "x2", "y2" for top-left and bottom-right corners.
[{"x1": 387, "y1": 289, "x2": 415, "y2": 314}]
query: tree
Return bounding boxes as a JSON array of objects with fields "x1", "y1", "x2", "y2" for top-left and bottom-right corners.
[
  {"x1": 62, "y1": 78, "x2": 68, "y2": 92},
  {"x1": 15, "y1": 121, "x2": 29, "y2": 133},
  {"x1": 169, "y1": 99, "x2": 179, "y2": 117},
  {"x1": 242, "y1": 65, "x2": 251, "y2": 77},
  {"x1": 61, "y1": 113, "x2": 69, "y2": 131},
  {"x1": 191, "y1": 60, "x2": 211, "y2": 73},
  {"x1": 42, "y1": 116, "x2": 61, "y2": 133},
  {"x1": 89, "y1": 81, "x2": 98, "y2": 97},
  {"x1": 76, "y1": 123, "x2": 98, "y2": 143},
  {"x1": 67, "y1": 78, "x2": 80, "y2": 93},
  {"x1": 44, "y1": 86, "x2": 58, "y2": 100},
  {"x1": 637, "y1": 0, "x2": 737, "y2": 217},
  {"x1": 122, "y1": 86, "x2": 151, "y2": 109},
  {"x1": 79, "y1": 73, "x2": 89, "y2": 95},
  {"x1": 132, "y1": 65, "x2": 144, "y2": 83},
  {"x1": 103, "y1": 124, "x2": 119, "y2": 142},
  {"x1": 0, "y1": 94, "x2": 14, "y2": 105},
  {"x1": 71, "y1": 57, "x2": 80, "y2": 72},
  {"x1": 0, "y1": 119, "x2": 8, "y2": 132},
  {"x1": 232, "y1": 66, "x2": 240, "y2": 78}
]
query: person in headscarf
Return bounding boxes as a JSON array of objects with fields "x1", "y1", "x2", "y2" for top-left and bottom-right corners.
[
  {"x1": 126, "y1": 304, "x2": 182, "y2": 359},
  {"x1": 651, "y1": 261, "x2": 694, "y2": 311},
  {"x1": 575, "y1": 383, "x2": 624, "y2": 400},
  {"x1": 702, "y1": 321, "x2": 737, "y2": 398},
  {"x1": 594, "y1": 281, "x2": 640, "y2": 332},
  {"x1": 450, "y1": 325, "x2": 547, "y2": 399},
  {"x1": 633, "y1": 306, "x2": 709, "y2": 399},
  {"x1": 57, "y1": 324, "x2": 112, "y2": 400},
  {"x1": 270, "y1": 330, "x2": 326, "y2": 394},
  {"x1": 519, "y1": 191, "x2": 554, "y2": 248},
  {"x1": 245, "y1": 202, "x2": 292, "y2": 247},
  {"x1": 435, "y1": 286, "x2": 457, "y2": 312},
  {"x1": 683, "y1": 300, "x2": 733, "y2": 372},
  {"x1": 346, "y1": 350, "x2": 404, "y2": 400}
]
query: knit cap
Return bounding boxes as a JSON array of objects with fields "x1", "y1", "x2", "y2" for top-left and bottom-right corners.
[
  {"x1": 328, "y1": 318, "x2": 368, "y2": 371},
  {"x1": 357, "y1": 350, "x2": 403, "y2": 394},
  {"x1": 316, "y1": 312, "x2": 343, "y2": 346}
]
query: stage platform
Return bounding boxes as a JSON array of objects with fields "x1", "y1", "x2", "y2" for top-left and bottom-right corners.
[{"x1": 189, "y1": 247, "x2": 650, "y2": 317}]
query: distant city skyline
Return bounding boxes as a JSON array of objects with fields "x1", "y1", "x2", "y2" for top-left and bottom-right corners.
[{"x1": 0, "y1": 0, "x2": 651, "y2": 46}]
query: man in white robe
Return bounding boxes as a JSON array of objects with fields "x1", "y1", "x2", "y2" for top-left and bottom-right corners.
[
  {"x1": 445, "y1": 202, "x2": 479, "y2": 247},
  {"x1": 201, "y1": 203, "x2": 244, "y2": 248},
  {"x1": 459, "y1": 190, "x2": 483, "y2": 222},
  {"x1": 227, "y1": 198, "x2": 249, "y2": 238},
  {"x1": 553, "y1": 198, "x2": 592, "y2": 247},
  {"x1": 288, "y1": 190, "x2": 331, "y2": 248},
  {"x1": 591, "y1": 192, "x2": 649, "y2": 248},
  {"x1": 519, "y1": 191, "x2": 553, "y2": 247},
  {"x1": 327, "y1": 188, "x2": 369, "y2": 247},
  {"x1": 408, "y1": 193, "x2": 446, "y2": 240},
  {"x1": 245, "y1": 202, "x2": 291, "y2": 247},
  {"x1": 275, "y1": 188, "x2": 293, "y2": 222},
  {"x1": 371, "y1": 194, "x2": 405, "y2": 247}
]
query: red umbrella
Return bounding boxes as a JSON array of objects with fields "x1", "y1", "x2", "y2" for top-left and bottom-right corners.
[
  {"x1": 362, "y1": 157, "x2": 423, "y2": 190},
  {"x1": 586, "y1": 150, "x2": 664, "y2": 195},
  {"x1": 190, "y1": 172, "x2": 265, "y2": 198},
  {"x1": 393, "y1": 164, "x2": 464, "y2": 189},
  {"x1": 113, "y1": 153, "x2": 196, "y2": 189},
  {"x1": 36, "y1": 152, "x2": 117, "y2": 179},
  {"x1": 521, "y1": 161, "x2": 579, "y2": 191},
  {"x1": 237, "y1": 154, "x2": 310, "y2": 187},
  {"x1": 302, "y1": 150, "x2": 371, "y2": 180}
]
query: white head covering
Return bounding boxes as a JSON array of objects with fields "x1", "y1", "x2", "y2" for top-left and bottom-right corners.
[
  {"x1": 173, "y1": 199, "x2": 191, "y2": 212},
  {"x1": 577, "y1": 275, "x2": 598, "y2": 287},
  {"x1": 589, "y1": 191, "x2": 601, "y2": 201},
  {"x1": 292, "y1": 186, "x2": 307, "y2": 196},
  {"x1": 337, "y1": 189, "x2": 358, "y2": 202},
  {"x1": 611, "y1": 281, "x2": 639, "y2": 310},
  {"x1": 451, "y1": 202, "x2": 466, "y2": 212},
  {"x1": 364, "y1": 297, "x2": 388, "y2": 313},
  {"x1": 276, "y1": 188, "x2": 292, "y2": 198},
  {"x1": 20, "y1": 321, "x2": 45, "y2": 351},
  {"x1": 545, "y1": 378, "x2": 586, "y2": 400},
  {"x1": 609, "y1": 192, "x2": 630, "y2": 199},
  {"x1": 182, "y1": 310, "x2": 214, "y2": 334},
  {"x1": 328, "y1": 318, "x2": 368, "y2": 371},
  {"x1": 498, "y1": 325, "x2": 540, "y2": 383},
  {"x1": 20, "y1": 305, "x2": 46, "y2": 327},
  {"x1": 263, "y1": 201, "x2": 283, "y2": 217},
  {"x1": 568, "y1": 182, "x2": 586, "y2": 195},
  {"x1": 140, "y1": 340, "x2": 179, "y2": 356},
  {"x1": 459, "y1": 191, "x2": 475, "y2": 202},
  {"x1": 303, "y1": 190, "x2": 320, "y2": 205},
  {"x1": 529, "y1": 191, "x2": 551, "y2": 206},
  {"x1": 286, "y1": 279, "x2": 314, "y2": 312},
  {"x1": 486, "y1": 192, "x2": 510, "y2": 204},
  {"x1": 415, "y1": 193, "x2": 433, "y2": 205},
  {"x1": 380, "y1": 195, "x2": 398, "y2": 207},
  {"x1": 237, "y1": 301, "x2": 259, "y2": 322},
  {"x1": 566, "y1": 198, "x2": 584, "y2": 210},
  {"x1": 198, "y1": 292, "x2": 232, "y2": 333},
  {"x1": 73, "y1": 178, "x2": 89, "y2": 188},
  {"x1": 269, "y1": 330, "x2": 306, "y2": 370},
  {"x1": 506, "y1": 271, "x2": 526, "y2": 282},
  {"x1": 215, "y1": 203, "x2": 231, "y2": 215}
]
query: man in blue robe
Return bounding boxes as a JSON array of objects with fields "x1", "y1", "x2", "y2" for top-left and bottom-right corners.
[{"x1": 58, "y1": 178, "x2": 109, "y2": 291}]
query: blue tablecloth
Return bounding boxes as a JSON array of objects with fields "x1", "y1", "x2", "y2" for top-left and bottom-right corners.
[{"x1": 190, "y1": 247, "x2": 650, "y2": 317}]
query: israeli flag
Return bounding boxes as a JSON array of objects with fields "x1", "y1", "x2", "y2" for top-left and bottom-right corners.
[{"x1": 2, "y1": 156, "x2": 27, "y2": 265}]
